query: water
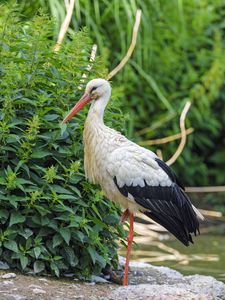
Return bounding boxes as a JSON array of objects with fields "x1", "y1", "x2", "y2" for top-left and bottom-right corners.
[{"x1": 120, "y1": 234, "x2": 225, "y2": 283}]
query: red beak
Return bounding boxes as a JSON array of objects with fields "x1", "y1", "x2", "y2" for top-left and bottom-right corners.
[{"x1": 62, "y1": 93, "x2": 91, "y2": 123}]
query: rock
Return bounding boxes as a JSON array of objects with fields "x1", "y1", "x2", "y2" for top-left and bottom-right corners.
[
  {"x1": 84, "y1": 282, "x2": 96, "y2": 286},
  {"x1": 0, "y1": 261, "x2": 10, "y2": 270},
  {"x1": 1, "y1": 272, "x2": 17, "y2": 279},
  {"x1": 38, "y1": 278, "x2": 48, "y2": 282},
  {"x1": 109, "y1": 262, "x2": 225, "y2": 300},
  {"x1": 119, "y1": 257, "x2": 183, "y2": 279},
  {"x1": 90, "y1": 275, "x2": 109, "y2": 283},
  {"x1": 28, "y1": 284, "x2": 42, "y2": 289},
  {"x1": 32, "y1": 288, "x2": 46, "y2": 294},
  {"x1": 9, "y1": 295, "x2": 27, "y2": 300},
  {"x1": 109, "y1": 284, "x2": 206, "y2": 300},
  {"x1": 2, "y1": 280, "x2": 14, "y2": 285}
]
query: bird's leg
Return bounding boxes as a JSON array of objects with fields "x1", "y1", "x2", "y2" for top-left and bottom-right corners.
[
  {"x1": 123, "y1": 213, "x2": 134, "y2": 286},
  {"x1": 120, "y1": 209, "x2": 130, "y2": 223}
]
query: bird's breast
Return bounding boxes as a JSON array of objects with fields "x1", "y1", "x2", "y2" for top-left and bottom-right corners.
[{"x1": 83, "y1": 121, "x2": 113, "y2": 184}]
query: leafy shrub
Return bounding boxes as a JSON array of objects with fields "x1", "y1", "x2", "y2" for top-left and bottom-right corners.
[{"x1": 0, "y1": 7, "x2": 126, "y2": 277}]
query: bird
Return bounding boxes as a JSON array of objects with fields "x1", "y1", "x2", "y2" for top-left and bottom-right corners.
[{"x1": 62, "y1": 78, "x2": 204, "y2": 286}]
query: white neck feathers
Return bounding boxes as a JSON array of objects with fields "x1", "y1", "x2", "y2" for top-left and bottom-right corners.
[{"x1": 87, "y1": 92, "x2": 111, "y2": 123}]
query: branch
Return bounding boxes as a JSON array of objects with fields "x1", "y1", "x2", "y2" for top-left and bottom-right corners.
[
  {"x1": 186, "y1": 186, "x2": 225, "y2": 193},
  {"x1": 139, "y1": 127, "x2": 194, "y2": 146},
  {"x1": 107, "y1": 9, "x2": 142, "y2": 80},
  {"x1": 54, "y1": 0, "x2": 75, "y2": 52},
  {"x1": 166, "y1": 101, "x2": 191, "y2": 166},
  {"x1": 198, "y1": 209, "x2": 222, "y2": 218},
  {"x1": 156, "y1": 149, "x2": 163, "y2": 160},
  {"x1": 64, "y1": 0, "x2": 70, "y2": 12},
  {"x1": 86, "y1": 44, "x2": 98, "y2": 73},
  {"x1": 78, "y1": 44, "x2": 98, "y2": 90}
]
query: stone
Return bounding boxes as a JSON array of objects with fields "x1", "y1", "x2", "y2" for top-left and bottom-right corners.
[
  {"x1": 2, "y1": 280, "x2": 14, "y2": 285},
  {"x1": 1, "y1": 272, "x2": 17, "y2": 279},
  {"x1": 28, "y1": 284, "x2": 42, "y2": 289},
  {"x1": 32, "y1": 288, "x2": 46, "y2": 294},
  {"x1": 0, "y1": 261, "x2": 10, "y2": 270},
  {"x1": 109, "y1": 262, "x2": 225, "y2": 300},
  {"x1": 90, "y1": 275, "x2": 109, "y2": 283}
]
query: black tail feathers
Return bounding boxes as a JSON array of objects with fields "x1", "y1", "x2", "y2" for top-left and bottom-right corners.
[{"x1": 144, "y1": 209, "x2": 199, "y2": 246}]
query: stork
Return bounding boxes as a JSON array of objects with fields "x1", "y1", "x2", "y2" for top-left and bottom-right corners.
[{"x1": 62, "y1": 78, "x2": 203, "y2": 285}]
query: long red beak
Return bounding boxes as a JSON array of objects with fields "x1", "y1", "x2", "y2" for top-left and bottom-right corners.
[{"x1": 62, "y1": 93, "x2": 91, "y2": 123}]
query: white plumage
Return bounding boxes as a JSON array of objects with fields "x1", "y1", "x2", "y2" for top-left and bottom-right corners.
[{"x1": 62, "y1": 78, "x2": 203, "y2": 285}]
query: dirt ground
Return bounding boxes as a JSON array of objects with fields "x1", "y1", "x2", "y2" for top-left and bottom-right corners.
[{"x1": 0, "y1": 270, "x2": 118, "y2": 300}]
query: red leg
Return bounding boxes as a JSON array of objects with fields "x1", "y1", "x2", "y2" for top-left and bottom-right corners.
[
  {"x1": 123, "y1": 213, "x2": 134, "y2": 286},
  {"x1": 120, "y1": 209, "x2": 130, "y2": 223}
]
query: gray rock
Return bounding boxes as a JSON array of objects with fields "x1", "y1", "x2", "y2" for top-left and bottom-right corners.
[
  {"x1": 119, "y1": 257, "x2": 183, "y2": 279},
  {"x1": 91, "y1": 275, "x2": 109, "y2": 283},
  {"x1": 1, "y1": 273, "x2": 17, "y2": 279},
  {"x1": 109, "y1": 262, "x2": 225, "y2": 300},
  {"x1": 2, "y1": 280, "x2": 14, "y2": 285},
  {"x1": 0, "y1": 261, "x2": 10, "y2": 270},
  {"x1": 28, "y1": 284, "x2": 42, "y2": 289},
  {"x1": 8, "y1": 295, "x2": 27, "y2": 300},
  {"x1": 32, "y1": 288, "x2": 46, "y2": 294}
]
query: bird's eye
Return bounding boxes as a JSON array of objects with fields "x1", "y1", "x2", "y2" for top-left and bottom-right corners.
[{"x1": 90, "y1": 86, "x2": 97, "y2": 93}]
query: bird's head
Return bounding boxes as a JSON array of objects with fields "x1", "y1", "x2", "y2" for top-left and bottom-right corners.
[{"x1": 62, "y1": 78, "x2": 111, "y2": 123}]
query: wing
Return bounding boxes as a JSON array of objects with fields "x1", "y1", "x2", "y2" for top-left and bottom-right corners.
[{"x1": 107, "y1": 144, "x2": 200, "y2": 246}]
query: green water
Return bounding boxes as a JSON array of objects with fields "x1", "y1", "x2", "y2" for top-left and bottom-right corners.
[{"x1": 121, "y1": 234, "x2": 225, "y2": 282}]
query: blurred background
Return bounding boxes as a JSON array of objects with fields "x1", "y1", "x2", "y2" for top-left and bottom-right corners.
[{"x1": 2, "y1": 0, "x2": 225, "y2": 281}]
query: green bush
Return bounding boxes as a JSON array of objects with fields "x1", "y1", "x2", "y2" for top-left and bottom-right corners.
[{"x1": 0, "y1": 7, "x2": 126, "y2": 277}]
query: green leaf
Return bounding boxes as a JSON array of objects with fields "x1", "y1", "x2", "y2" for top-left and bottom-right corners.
[
  {"x1": 9, "y1": 212, "x2": 26, "y2": 226},
  {"x1": 20, "y1": 256, "x2": 28, "y2": 270},
  {"x1": 50, "y1": 262, "x2": 59, "y2": 277},
  {"x1": 51, "y1": 185, "x2": 73, "y2": 194},
  {"x1": 8, "y1": 196, "x2": 20, "y2": 209},
  {"x1": 43, "y1": 114, "x2": 59, "y2": 121},
  {"x1": 53, "y1": 234, "x2": 63, "y2": 248},
  {"x1": 59, "y1": 228, "x2": 71, "y2": 245},
  {"x1": 75, "y1": 231, "x2": 85, "y2": 243},
  {"x1": 87, "y1": 246, "x2": 97, "y2": 264},
  {"x1": 16, "y1": 178, "x2": 34, "y2": 185},
  {"x1": 64, "y1": 246, "x2": 78, "y2": 267},
  {"x1": 4, "y1": 240, "x2": 19, "y2": 253},
  {"x1": 0, "y1": 178, "x2": 6, "y2": 185},
  {"x1": 60, "y1": 123, "x2": 67, "y2": 136},
  {"x1": 0, "y1": 209, "x2": 9, "y2": 222},
  {"x1": 31, "y1": 150, "x2": 51, "y2": 158},
  {"x1": 34, "y1": 261, "x2": 45, "y2": 274},
  {"x1": 19, "y1": 228, "x2": 33, "y2": 239},
  {"x1": 33, "y1": 247, "x2": 41, "y2": 259}
]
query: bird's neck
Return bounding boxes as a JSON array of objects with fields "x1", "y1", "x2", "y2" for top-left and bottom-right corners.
[
  {"x1": 86, "y1": 93, "x2": 110, "y2": 124},
  {"x1": 83, "y1": 94, "x2": 111, "y2": 183}
]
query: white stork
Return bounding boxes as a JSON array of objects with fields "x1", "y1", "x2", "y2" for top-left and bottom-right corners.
[{"x1": 62, "y1": 78, "x2": 204, "y2": 285}]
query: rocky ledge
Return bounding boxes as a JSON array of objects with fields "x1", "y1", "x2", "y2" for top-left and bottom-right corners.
[
  {"x1": 0, "y1": 260, "x2": 224, "y2": 300},
  {"x1": 109, "y1": 260, "x2": 225, "y2": 299}
]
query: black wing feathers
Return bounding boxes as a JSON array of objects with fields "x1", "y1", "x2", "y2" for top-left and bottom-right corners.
[
  {"x1": 113, "y1": 175, "x2": 200, "y2": 246},
  {"x1": 155, "y1": 158, "x2": 185, "y2": 190}
]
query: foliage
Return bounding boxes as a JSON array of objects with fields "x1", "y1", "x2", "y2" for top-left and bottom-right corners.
[
  {"x1": 0, "y1": 6, "x2": 126, "y2": 277},
  {"x1": 14, "y1": 0, "x2": 225, "y2": 192}
]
